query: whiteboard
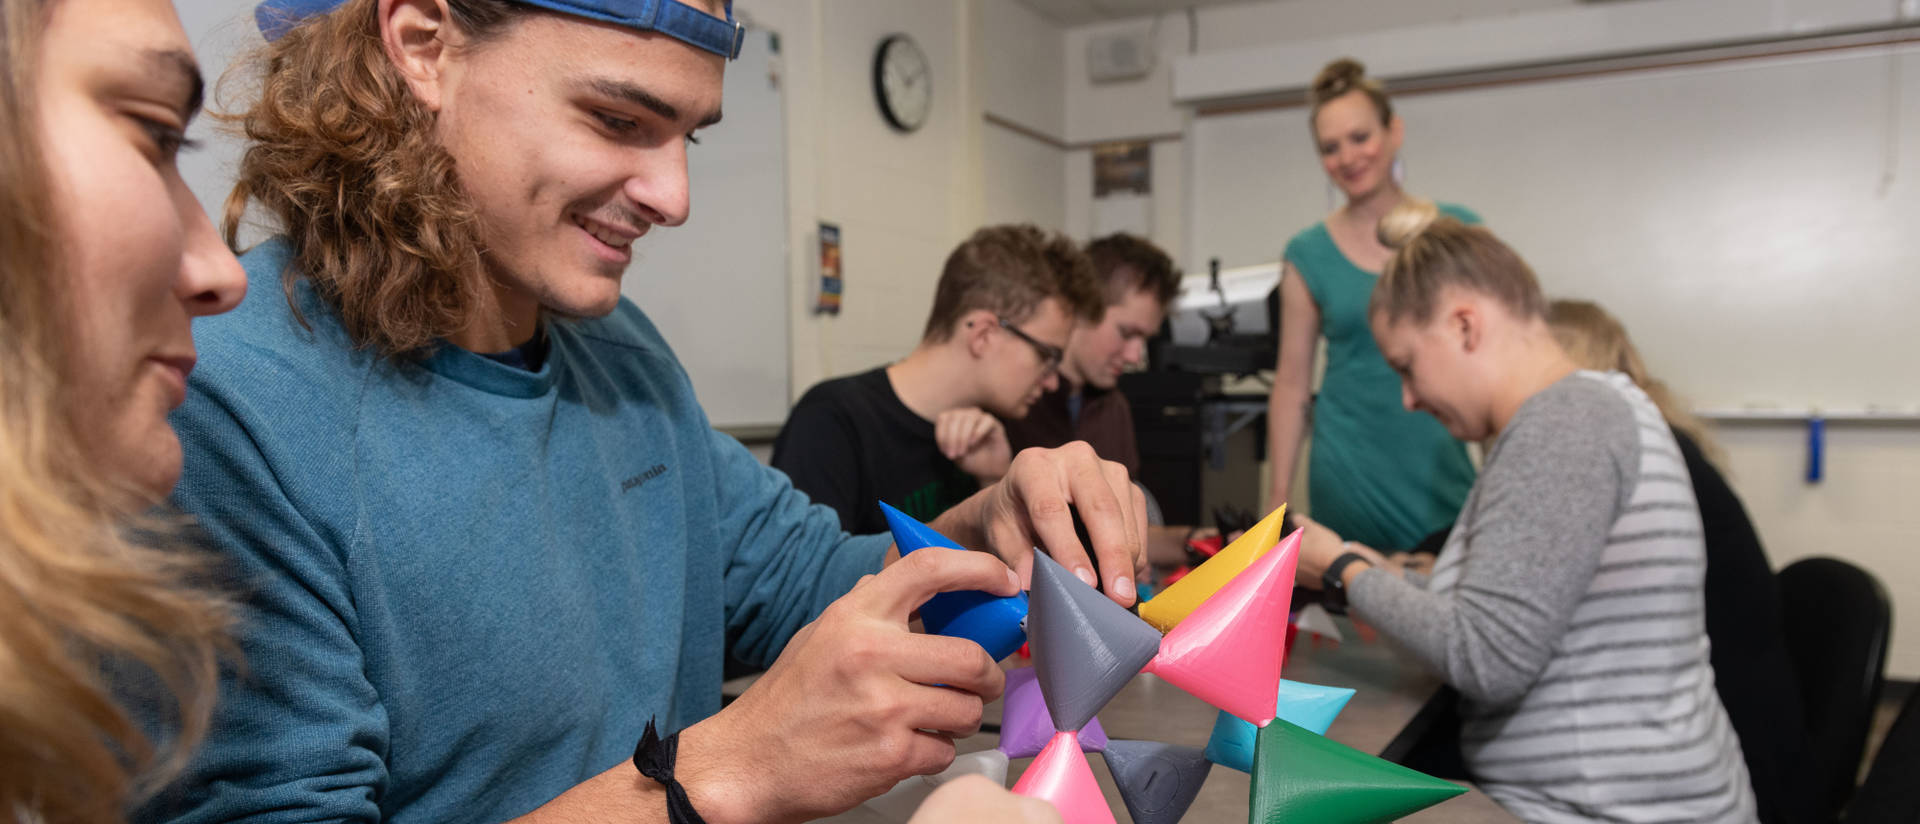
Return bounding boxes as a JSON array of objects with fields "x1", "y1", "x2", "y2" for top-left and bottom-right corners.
[
  {"x1": 621, "y1": 29, "x2": 789, "y2": 431},
  {"x1": 179, "y1": 6, "x2": 791, "y2": 431},
  {"x1": 1188, "y1": 45, "x2": 1920, "y2": 411}
]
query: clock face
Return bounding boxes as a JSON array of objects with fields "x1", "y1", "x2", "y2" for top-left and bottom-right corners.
[{"x1": 873, "y1": 34, "x2": 931, "y2": 133}]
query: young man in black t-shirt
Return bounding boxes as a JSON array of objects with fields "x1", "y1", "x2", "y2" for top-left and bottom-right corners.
[{"x1": 772, "y1": 225, "x2": 1102, "y2": 535}]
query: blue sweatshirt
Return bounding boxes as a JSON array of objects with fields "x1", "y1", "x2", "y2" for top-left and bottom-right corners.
[{"x1": 155, "y1": 238, "x2": 890, "y2": 823}]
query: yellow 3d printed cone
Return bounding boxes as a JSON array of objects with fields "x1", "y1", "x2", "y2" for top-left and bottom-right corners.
[{"x1": 1139, "y1": 503, "x2": 1287, "y2": 634}]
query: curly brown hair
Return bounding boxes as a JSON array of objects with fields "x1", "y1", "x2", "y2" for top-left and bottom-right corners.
[
  {"x1": 222, "y1": 0, "x2": 538, "y2": 358},
  {"x1": 921, "y1": 225, "x2": 1102, "y2": 343}
]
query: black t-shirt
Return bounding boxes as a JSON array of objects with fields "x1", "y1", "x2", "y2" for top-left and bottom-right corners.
[
  {"x1": 1000, "y1": 382, "x2": 1139, "y2": 478},
  {"x1": 771, "y1": 366, "x2": 979, "y2": 535}
]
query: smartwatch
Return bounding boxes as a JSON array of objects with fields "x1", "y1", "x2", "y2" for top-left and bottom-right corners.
[{"x1": 1321, "y1": 549, "x2": 1372, "y2": 616}]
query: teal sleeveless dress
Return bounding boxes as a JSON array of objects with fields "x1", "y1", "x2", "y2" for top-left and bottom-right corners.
[{"x1": 1283, "y1": 203, "x2": 1480, "y2": 550}]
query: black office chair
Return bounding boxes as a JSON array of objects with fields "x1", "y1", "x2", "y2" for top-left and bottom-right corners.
[
  {"x1": 1842, "y1": 685, "x2": 1920, "y2": 824},
  {"x1": 1779, "y1": 557, "x2": 1892, "y2": 823}
]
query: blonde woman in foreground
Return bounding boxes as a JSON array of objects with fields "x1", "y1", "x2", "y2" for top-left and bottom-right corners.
[
  {"x1": 0, "y1": 0, "x2": 248, "y2": 820},
  {"x1": 1294, "y1": 200, "x2": 1755, "y2": 822}
]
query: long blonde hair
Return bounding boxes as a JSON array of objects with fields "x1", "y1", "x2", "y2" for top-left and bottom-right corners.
[
  {"x1": 1548, "y1": 299, "x2": 1723, "y2": 465},
  {"x1": 0, "y1": 1, "x2": 231, "y2": 821}
]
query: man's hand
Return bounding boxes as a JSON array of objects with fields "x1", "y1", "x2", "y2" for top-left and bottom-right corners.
[
  {"x1": 906, "y1": 775, "x2": 1060, "y2": 824},
  {"x1": 676, "y1": 549, "x2": 1017, "y2": 824},
  {"x1": 935, "y1": 407, "x2": 1012, "y2": 484},
  {"x1": 929, "y1": 442, "x2": 1148, "y2": 607}
]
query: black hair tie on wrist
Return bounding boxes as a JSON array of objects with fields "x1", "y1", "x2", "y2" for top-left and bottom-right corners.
[{"x1": 633, "y1": 718, "x2": 710, "y2": 824}]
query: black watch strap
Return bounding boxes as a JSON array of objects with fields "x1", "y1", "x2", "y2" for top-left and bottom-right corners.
[{"x1": 1322, "y1": 550, "x2": 1372, "y2": 615}]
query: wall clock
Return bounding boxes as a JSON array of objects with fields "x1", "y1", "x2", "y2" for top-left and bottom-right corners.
[{"x1": 873, "y1": 34, "x2": 931, "y2": 133}]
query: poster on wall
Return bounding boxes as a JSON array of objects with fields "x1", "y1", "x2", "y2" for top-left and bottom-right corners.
[
  {"x1": 1093, "y1": 140, "x2": 1151, "y2": 197},
  {"x1": 815, "y1": 222, "x2": 842, "y2": 315},
  {"x1": 1093, "y1": 141, "x2": 1153, "y2": 236}
]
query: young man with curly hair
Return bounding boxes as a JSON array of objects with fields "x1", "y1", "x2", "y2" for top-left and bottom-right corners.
[
  {"x1": 772, "y1": 225, "x2": 1103, "y2": 538},
  {"x1": 154, "y1": 2, "x2": 1142, "y2": 822}
]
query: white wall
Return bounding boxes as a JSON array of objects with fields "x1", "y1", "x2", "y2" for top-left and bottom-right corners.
[
  {"x1": 1059, "y1": 0, "x2": 1581, "y2": 271},
  {"x1": 746, "y1": 0, "x2": 1071, "y2": 397},
  {"x1": 177, "y1": 1, "x2": 262, "y2": 231},
  {"x1": 743, "y1": 0, "x2": 974, "y2": 394},
  {"x1": 1062, "y1": 140, "x2": 1185, "y2": 259},
  {"x1": 1721, "y1": 424, "x2": 1920, "y2": 679},
  {"x1": 979, "y1": 0, "x2": 1069, "y2": 236}
]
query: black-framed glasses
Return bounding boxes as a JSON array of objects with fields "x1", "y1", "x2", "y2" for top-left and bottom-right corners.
[{"x1": 997, "y1": 316, "x2": 1064, "y2": 371}]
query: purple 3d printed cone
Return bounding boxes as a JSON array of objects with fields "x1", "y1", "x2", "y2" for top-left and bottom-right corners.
[{"x1": 997, "y1": 666, "x2": 1110, "y2": 759}]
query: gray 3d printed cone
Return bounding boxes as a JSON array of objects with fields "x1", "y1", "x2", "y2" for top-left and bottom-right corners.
[
  {"x1": 1099, "y1": 740, "x2": 1213, "y2": 824},
  {"x1": 1027, "y1": 552, "x2": 1161, "y2": 732}
]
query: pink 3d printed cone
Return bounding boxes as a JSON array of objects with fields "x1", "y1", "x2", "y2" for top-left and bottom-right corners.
[
  {"x1": 1011, "y1": 731, "x2": 1115, "y2": 824},
  {"x1": 997, "y1": 666, "x2": 1110, "y2": 759},
  {"x1": 1142, "y1": 530, "x2": 1300, "y2": 726}
]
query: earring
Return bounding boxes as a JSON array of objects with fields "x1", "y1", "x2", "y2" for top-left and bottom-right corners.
[{"x1": 1392, "y1": 156, "x2": 1406, "y2": 185}]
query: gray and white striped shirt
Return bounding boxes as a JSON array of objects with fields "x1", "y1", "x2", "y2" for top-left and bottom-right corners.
[{"x1": 1352, "y1": 370, "x2": 1756, "y2": 823}]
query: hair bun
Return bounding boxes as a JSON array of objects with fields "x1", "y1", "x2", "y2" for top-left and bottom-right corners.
[
  {"x1": 1377, "y1": 198, "x2": 1440, "y2": 250},
  {"x1": 1310, "y1": 58, "x2": 1368, "y2": 106}
]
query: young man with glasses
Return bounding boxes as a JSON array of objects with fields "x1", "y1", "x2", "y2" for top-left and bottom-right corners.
[{"x1": 773, "y1": 224, "x2": 1103, "y2": 538}]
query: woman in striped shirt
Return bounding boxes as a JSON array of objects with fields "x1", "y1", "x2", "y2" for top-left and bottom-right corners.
[{"x1": 1294, "y1": 200, "x2": 1756, "y2": 823}]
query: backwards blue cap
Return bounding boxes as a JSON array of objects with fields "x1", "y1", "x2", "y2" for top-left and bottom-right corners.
[{"x1": 255, "y1": 0, "x2": 743, "y2": 59}]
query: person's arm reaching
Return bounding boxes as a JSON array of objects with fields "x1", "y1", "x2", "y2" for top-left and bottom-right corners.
[
  {"x1": 1265, "y1": 264, "x2": 1319, "y2": 515},
  {"x1": 928, "y1": 441, "x2": 1149, "y2": 606},
  {"x1": 515, "y1": 548, "x2": 1023, "y2": 824},
  {"x1": 935, "y1": 406, "x2": 1012, "y2": 486},
  {"x1": 1298, "y1": 393, "x2": 1635, "y2": 707}
]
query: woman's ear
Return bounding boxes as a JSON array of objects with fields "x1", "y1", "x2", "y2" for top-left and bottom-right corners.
[
  {"x1": 1454, "y1": 303, "x2": 1482, "y2": 354},
  {"x1": 379, "y1": 0, "x2": 454, "y2": 112}
]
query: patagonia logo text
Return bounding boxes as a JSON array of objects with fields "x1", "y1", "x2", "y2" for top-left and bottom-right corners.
[{"x1": 621, "y1": 464, "x2": 669, "y2": 493}]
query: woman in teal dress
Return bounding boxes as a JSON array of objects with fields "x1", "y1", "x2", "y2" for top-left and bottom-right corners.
[{"x1": 1264, "y1": 58, "x2": 1477, "y2": 551}]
